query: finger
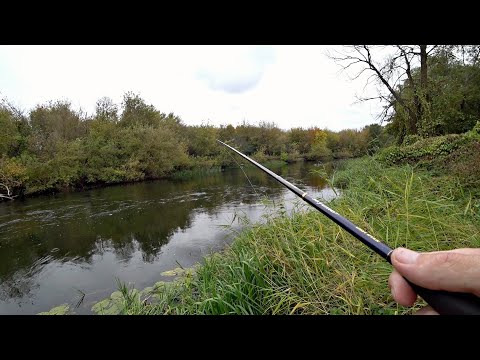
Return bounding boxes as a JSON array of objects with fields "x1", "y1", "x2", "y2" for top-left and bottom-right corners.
[
  {"x1": 389, "y1": 269, "x2": 417, "y2": 306},
  {"x1": 391, "y1": 248, "x2": 480, "y2": 296},
  {"x1": 414, "y1": 306, "x2": 439, "y2": 315},
  {"x1": 426, "y1": 248, "x2": 480, "y2": 256}
]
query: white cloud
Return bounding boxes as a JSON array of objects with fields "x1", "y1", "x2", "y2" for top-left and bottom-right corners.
[
  {"x1": 0, "y1": 45, "x2": 384, "y2": 131},
  {"x1": 196, "y1": 45, "x2": 275, "y2": 93}
]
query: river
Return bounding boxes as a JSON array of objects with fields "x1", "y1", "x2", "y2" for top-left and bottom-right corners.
[{"x1": 0, "y1": 160, "x2": 338, "y2": 314}]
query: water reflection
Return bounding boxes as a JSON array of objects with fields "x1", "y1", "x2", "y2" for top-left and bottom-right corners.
[{"x1": 0, "y1": 161, "x2": 338, "y2": 314}]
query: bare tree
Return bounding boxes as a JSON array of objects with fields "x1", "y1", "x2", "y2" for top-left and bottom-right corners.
[{"x1": 327, "y1": 45, "x2": 439, "y2": 136}]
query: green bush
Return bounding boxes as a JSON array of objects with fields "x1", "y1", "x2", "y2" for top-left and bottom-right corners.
[
  {"x1": 377, "y1": 133, "x2": 469, "y2": 165},
  {"x1": 402, "y1": 134, "x2": 422, "y2": 146},
  {"x1": 0, "y1": 156, "x2": 28, "y2": 195},
  {"x1": 464, "y1": 120, "x2": 480, "y2": 141}
]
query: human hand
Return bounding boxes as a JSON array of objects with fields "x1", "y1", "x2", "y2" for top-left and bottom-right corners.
[{"x1": 388, "y1": 247, "x2": 480, "y2": 315}]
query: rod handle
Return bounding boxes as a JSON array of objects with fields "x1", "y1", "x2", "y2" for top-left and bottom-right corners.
[{"x1": 405, "y1": 279, "x2": 480, "y2": 315}]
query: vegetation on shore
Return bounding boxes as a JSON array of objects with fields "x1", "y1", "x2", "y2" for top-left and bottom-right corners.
[{"x1": 0, "y1": 93, "x2": 389, "y2": 200}]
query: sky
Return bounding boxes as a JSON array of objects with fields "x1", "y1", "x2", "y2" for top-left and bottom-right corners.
[{"x1": 0, "y1": 45, "x2": 385, "y2": 131}]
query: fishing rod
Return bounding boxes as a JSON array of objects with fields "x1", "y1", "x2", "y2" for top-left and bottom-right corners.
[{"x1": 217, "y1": 139, "x2": 480, "y2": 315}]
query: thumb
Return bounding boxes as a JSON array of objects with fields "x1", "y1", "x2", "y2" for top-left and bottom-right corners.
[{"x1": 390, "y1": 247, "x2": 480, "y2": 297}]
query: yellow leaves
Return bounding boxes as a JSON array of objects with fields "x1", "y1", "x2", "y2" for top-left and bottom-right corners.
[{"x1": 0, "y1": 157, "x2": 28, "y2": 188}]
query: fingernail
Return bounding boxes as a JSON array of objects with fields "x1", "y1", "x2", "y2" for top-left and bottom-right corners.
[{"x1": 395, "y1": 248, "x2": 419, "y2": 264}]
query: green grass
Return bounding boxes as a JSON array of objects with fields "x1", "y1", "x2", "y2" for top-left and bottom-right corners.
[{"x1": 102, "y1": 154, "x2": 480, "y2": 315}]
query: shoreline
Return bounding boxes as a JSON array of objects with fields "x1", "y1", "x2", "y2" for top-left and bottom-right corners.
[{"x1": 1, "y1": 157, "x2": 345, "y2": 203}]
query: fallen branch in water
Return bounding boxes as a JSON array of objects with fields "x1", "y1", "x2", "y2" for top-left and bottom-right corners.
[{"x1": 0, "y1": 183, "x2": 17, "y2": 200}]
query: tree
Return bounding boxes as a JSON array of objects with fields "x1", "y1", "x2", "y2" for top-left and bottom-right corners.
[
  {"x1": 444, "y1": 45, "x2": 480, "y2": 66},
  {"x1": 329, "y1": 45, "x2": 439, "y2": 142},
  {"x1": 0, "y1": 108, "x2": 19, "y2": 157},
  {"x1": 307, "y1": 129, "x2": 332, "y2": 161},
  {"x1": 363, "y1": 123, "x2": 392, "y2": 154},
  {"x1": 0, "y1": 100, "x2": 30, "y2": 157},
  {"x1": 288, "y1": 127, "x2": 311, "y2": 154},
  {"x1": 29, "y1": 100, "x2": 86, "y2": 158},
  {"x1": 119, "y1": 92, "x2": 164, "y2": 128},
  {"x1": 184, "y1": 124, "x2": 219, "y2": 157},
  {"x1": 95, "y1": 97, "x2": 118, "y2": 123},
  {"x1": 387, "y1": 47, "x2": 480, "y2": 137}
]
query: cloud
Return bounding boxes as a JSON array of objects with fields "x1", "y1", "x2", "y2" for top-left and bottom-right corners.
[{"x1": 196, "y1": 46, "x2": 275, "y2": 94}]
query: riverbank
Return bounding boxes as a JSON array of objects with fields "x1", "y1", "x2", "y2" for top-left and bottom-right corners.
[
  {"x1": 1, "y1": 154, "x2": 313, "y2": 203},
  {"x1": 38, "y1": 126, "x2": 480, "y2": 315},
  {"x1": 73, "y1": 133, "x2": 479, "y2": 315},
  {"x1": 0, "y1": 159, "x2": 281, "y2": 203}
]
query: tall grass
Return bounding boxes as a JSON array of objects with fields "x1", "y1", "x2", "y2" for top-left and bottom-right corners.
[{"x1": 111, "y1": 157, "x2": 480, "y2": 315}]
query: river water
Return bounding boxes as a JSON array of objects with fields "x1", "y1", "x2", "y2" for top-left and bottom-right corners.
[{"x1": 0, "y1": 161, "x2": 338, "y2": 314}]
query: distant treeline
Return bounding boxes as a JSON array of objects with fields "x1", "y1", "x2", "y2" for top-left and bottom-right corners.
[
  {"x1": 3, "y1": 46, "x2": 480, "y2": 199},
  {"x1": 0, "y1": 92, "x2": 392, "y2": 198}
]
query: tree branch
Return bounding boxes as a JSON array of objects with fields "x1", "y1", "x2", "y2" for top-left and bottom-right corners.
[
  {"x1": 0, "y1": 183, "x2": 17, "y2": 200},
  {"x1": 427, "y1": 45, "x2": 438, "y2": 55}
]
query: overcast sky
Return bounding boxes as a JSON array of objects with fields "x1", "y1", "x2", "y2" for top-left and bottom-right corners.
[{"x1": 0, "y1": 45, "x2": 385, "y2": 131}]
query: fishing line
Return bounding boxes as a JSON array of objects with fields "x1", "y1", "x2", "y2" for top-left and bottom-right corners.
[{"x1": 222, "y1": 143, "x2": 261, "y2": 197}]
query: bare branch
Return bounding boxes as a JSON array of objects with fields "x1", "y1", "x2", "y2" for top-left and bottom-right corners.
[
  {"x1": 0, "y1": 194, "x2": 17, "y2": 200},
  {"x1": 427, "y1": 45, "x2": 438, "y2": 55},
  {"x1": 363, "y1": 73, "x2": 379, "y2": 92},
  {"x1": 393, "y1": 72, "x2": 407, "y2": 89},
  {"x1": 397, "y1": 45, "x2": 415, "y2": 88},
  {"x1": 354, "y1": 95, "x2": 384, "y2": 103},
  {"x1": 0, "y1": 183, "x2": 17, "y2": 200},
  {"x1": 350, "y1": 67, "x2": 370, "y2": 81}
]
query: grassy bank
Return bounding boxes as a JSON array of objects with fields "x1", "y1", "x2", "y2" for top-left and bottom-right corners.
[
  {"x1": 39, "y1": 127, "x2": 480, "y2": 315},
  {"x1": 87, "y1": 143, "x2": 479, "y2": 315},
  {"x1": 0, "y1": 152, "x2": 293, "y2": 202}
]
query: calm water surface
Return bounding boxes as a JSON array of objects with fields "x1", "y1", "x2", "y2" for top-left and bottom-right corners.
[{"x1": 0, "y1": 161, "x2": 338, "y2": 314}]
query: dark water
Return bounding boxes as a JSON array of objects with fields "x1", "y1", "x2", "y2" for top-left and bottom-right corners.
[{"x1": 0, "y1": 161, "x2": 338, "y2": 314}]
